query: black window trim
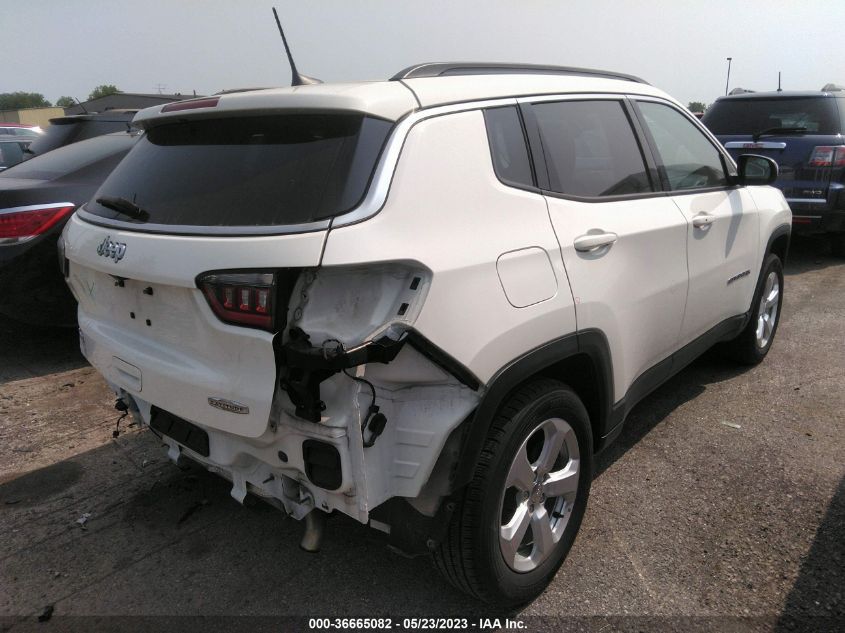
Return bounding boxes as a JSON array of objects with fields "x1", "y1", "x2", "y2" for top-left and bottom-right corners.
[
  {"x1": 629, "y1": 96, "x2": 742, "y2": 197},
  {"x1": 519, "y1": 101, "x2": 551, "y2": 191},
  {"x1": 482, "y1": 105, "x2": 541, "y2": 193},
  {"x1": 519, "y1": 95, "x2": 662, "y2": 203}
]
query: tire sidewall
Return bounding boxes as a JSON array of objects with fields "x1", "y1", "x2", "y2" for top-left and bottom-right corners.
[
  {"x1": 750, "y1": 254, "x2": 784, "y2": 360},
  {"x1": 475, "y1": 386, "x2": 593, "y2": 603}
]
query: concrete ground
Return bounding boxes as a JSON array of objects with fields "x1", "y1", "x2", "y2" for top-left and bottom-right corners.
[{"x1": 0, "y1": 236, "x2": 842, "y2": 632}]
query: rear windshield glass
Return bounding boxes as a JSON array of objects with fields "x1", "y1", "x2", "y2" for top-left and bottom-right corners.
[
  {"x1": 703, "y1": 97, "x2": 841, "y2": 134},
  {"x1": 86, "y1": 114, "x2": 393, "y2": 227},
  {"x1": 26, "y1": 119, "x2": 131, "y2": 157},
  {"x1": 1, "y1": 133, "x2": 135, "y2": 181}
]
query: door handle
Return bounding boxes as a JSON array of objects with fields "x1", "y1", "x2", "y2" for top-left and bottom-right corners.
[
  {"x1": 573, "y1": 231, "x2": 618, "y2": 252},
  {"x1": 692, "y1": 213, "x2": 715, "y2": 228}
]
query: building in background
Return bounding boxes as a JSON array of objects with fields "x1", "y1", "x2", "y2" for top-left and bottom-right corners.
[
  {"x1": 0, "y1": 107, "x2": 65, "y2": 128},
  {"x1": 63, "y1": 93, "x2": 201, "y2": 115}
]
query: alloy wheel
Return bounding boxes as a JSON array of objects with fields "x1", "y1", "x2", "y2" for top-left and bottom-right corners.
[
  {"x1": 756, "y1": 271, "x2": 780, "y2": 348},
  {"x1": 498, "y1": 417, "x2": 580, "y2": 573}
]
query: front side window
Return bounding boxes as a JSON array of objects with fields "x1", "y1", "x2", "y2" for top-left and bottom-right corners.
[
  {"x1": 531, "y1": 99, "x2": 652, "y2": 198},
  {"x1": 638, "y1": 101, "x2": 727, "y2": 191}
]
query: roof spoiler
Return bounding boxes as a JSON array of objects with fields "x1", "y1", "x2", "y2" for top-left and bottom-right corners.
[{"x1": 728, "y1": 87, "x2": 756, "y2": 95}]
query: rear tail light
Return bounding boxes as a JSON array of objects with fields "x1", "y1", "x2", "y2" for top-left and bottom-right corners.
[
  {"x1": 808, "y1": 146, "x2": 845, "y2": 167},
  {"x1": 198, "y1": 271, "x2": 276, "y2": 331},
  {"x1": 0, "y1": 203, "x2": 75, "y2": 245}
]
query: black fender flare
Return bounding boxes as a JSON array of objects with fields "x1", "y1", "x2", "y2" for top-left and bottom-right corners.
[
  {"x1": 451, "y1": 329, "x2": 613, "y2": 489},
  {"x1": 764, "y1": 223, "x2": 791, "y2": 264}
]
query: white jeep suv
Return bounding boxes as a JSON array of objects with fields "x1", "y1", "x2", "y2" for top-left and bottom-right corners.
[{"x1": 61, "y1": 63, "x2": 791, "y2": 606}]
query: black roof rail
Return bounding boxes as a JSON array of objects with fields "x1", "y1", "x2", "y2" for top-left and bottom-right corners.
[{"x1": 390, "y1": 62, "x2": 649, "y2": 85}]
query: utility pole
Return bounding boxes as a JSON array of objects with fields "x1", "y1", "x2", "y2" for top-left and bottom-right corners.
[
  {"x1": 725, "y1": 57, "x2": 733, "y2": 96},
  {"x1": 154, "y1": 83, "x2": 167, "y2": 95}
]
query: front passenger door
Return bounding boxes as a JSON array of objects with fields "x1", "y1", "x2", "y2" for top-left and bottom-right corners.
[
  {"x1": 526, "y1": 97, "x2": 690, "y2": 404},
  {"x1": 633, "y1": 99, "x2": 760, "y2": 346}
]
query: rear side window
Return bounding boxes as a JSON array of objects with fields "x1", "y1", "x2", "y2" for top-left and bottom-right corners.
[
  {"x1": 87, "y1": 114, "x2": 393, "y2": 227},
  {"x1": 637, "y1": 101, "x2": 727, "y2": 191},
  {"x1": 531, "y1": 100, "x2": 652, "y2": 197},
  {"x1": 483, "y1": 106, "x2": 534, "y2": 188},
  {"x1": 703, "y1": 97, "x2": 841, "y2": 135}
]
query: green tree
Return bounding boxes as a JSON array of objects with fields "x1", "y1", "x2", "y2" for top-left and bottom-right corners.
[
  {"x1": 88, "y1": 85, "x2": 121, "y2": 101},
  {"x1": 56, "y1": 96, "x2": 76, "y2": 108},
  {"x1": 688, "y1": 101, "x2": 708, "y2": 112},
  {"x1": 0, "y1": 92, "x2": 52, "y2": 110}
]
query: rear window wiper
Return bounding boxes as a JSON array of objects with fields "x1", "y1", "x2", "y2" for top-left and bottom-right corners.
[
  {"x1": 752, "y1": 127, "x2": 808, "y2": 141},
  {"x1": 96, "y1": 196, "x2": 149, "y2": 222}
]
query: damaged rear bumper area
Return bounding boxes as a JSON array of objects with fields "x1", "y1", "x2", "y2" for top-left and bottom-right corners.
[{"x1": 112, "y1": 321, "x2": 480, "y2": 553}]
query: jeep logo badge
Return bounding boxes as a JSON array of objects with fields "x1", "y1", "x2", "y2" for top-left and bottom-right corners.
[
  {"x1": 96, "y1": 236, "x2": 126, "y2": 262},
  {"x1": 208, "y1": 397, "x2": 249, "y2": 415}
]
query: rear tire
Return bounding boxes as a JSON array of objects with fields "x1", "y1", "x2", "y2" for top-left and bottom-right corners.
[
  {"x1": 433, "y1": 379, "x2": 592, "y2": 607},
  {"x1": 723, "y1": 253, "x2": 784, "y2": 365}
]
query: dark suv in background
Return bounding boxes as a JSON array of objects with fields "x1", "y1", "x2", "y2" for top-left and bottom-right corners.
[{"x1": 703, "y1": 87, "x2": 845, "y2": 255}]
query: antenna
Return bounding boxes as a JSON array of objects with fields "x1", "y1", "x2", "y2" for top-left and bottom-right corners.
[
  {"x1": 778, "y1": 71, "x2": 782, "y2": 92},
  {"x1": 272, "y1": 7, "x2": 322, "y2": 86},
  {"x1": 74, "y1": 97, "x2": 88, "y2": 114}
]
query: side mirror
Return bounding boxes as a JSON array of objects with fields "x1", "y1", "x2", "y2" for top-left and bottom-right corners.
[{"x1": 736, "y1": 154, "x2": 778, "y2": 185}]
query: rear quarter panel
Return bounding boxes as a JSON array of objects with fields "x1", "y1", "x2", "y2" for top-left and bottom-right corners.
[{"x1": 321, "y1": 109, "x2": 576, "y2": 385}]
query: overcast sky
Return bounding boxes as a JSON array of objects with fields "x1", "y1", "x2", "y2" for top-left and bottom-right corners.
[{"x1": 5, "y1": 0, "x2": 844, "y2": 107}]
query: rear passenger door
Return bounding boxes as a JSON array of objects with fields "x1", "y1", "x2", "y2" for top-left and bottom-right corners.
[
  {"x1": 632, "y1": 99, "x2": 760, "y2": 345},
  {"x1": 522, "y1": 96, "x2": 689, "y2": 404}
]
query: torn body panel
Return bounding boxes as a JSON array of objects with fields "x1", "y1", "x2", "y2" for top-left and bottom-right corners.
[
  {"x1": 114, "y1": 262, "x2": 481, "y2": 530},
  {"x1": 116, "y1": 340, "x2": 479, "y2": 527},
  {"x1": 270, "y1": 262, "x2": 482, "y2": 520}
]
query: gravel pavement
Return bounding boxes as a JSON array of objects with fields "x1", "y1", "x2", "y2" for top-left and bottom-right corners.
[{"x1": 0, "y1": 235, "x2": 842, "y2": 632}]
